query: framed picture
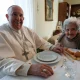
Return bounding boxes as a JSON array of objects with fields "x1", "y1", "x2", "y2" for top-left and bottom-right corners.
[{"x1": 45, "y1": 0, "x2": 53, "y2": 21}]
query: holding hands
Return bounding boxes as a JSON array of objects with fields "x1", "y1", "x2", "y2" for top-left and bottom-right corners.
[{"x1": 51, "y1": 43, "x2": 64, "y2": 54}]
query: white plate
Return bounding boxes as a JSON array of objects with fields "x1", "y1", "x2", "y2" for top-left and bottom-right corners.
[
  {"x1": 37, "y1": 51, "x2": 58, "y2": 62},
  {"x1": 33, "y1": 51, "x2": 62, "y2": 64}
]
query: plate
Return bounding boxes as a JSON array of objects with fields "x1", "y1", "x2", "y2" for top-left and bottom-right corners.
[
  {"x1": 37, "y1": 51, "x2": 58, "y2": 62},
  {"x1": 33, "y1": 51, "x2": 62, "y2": 64}
]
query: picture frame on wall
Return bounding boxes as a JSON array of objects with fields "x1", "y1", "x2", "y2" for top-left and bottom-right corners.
[{"x1": 45, "y1": 0, "x2": 53, "y2": 21}]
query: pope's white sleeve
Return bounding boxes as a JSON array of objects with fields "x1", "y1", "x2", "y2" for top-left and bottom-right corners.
[
  {"x1": 0, "y1": 58, "x2": 31, "y2": 77},
  {"x1": 16, "y1": 62, "x2": 31, "y2": 76},
  {"x1": 34, "y1": 32, "x2": 55, "y2": 50}
]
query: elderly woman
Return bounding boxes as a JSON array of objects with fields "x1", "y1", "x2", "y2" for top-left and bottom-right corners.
[{"x1": 58, "y1": 17, "x2": 80, "y2": 49}]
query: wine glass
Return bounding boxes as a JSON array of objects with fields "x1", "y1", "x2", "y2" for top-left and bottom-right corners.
[{"x1": 62, "y1": 59, "x2": 77, "y2": 80}]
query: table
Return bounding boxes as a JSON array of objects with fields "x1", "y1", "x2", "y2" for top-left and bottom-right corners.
[{"x1": 1, "y1": 55, "x2": 80, "y2": 80}]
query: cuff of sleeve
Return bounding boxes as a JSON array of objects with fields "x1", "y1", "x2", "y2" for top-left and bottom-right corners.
[
  {"x1": 49, "y1": 45, "x2": 55, "y2": 51},
  {"x1": 42, "y1": 42, "x2": 55, "y2": 50},
  {"x1": 2, "y1": 58, "x2": 25, "y2": 76},
  {"x1": 16, "y1": 63, "x2": 31, "y2": 76}
]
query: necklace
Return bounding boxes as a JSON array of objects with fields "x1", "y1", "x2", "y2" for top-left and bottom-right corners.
[{"x1": 9, "y1": 26, "x2": 29, "y2": 60}]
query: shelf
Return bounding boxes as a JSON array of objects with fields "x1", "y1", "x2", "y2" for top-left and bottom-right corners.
[{"x1": 71, "y1": 4, "x2": 80, "y2": 17}]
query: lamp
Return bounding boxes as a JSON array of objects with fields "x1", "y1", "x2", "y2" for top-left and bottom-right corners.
[{"x1": 56, "y1": 21, "x2": 62, "y2": 30}]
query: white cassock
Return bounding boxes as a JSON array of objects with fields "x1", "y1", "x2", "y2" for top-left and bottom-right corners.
[{"x1": 0, "y1": 23, "x2": 53, "y2": 78}]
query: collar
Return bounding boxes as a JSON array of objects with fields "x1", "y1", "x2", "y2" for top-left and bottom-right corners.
[
  {"x1": 66, "y1": 33, "x2": 79, "y2": 42},
  {"x1": 8, "y1": 24, "x2": 21, "y2": 33}
]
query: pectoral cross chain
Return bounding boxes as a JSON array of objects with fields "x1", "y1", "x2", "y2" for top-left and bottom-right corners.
[{"x1": 22, "y1": 51, "x2": 29, "y2": 60}]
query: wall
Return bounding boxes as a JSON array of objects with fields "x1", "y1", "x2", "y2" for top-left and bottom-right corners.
[{"x1": 35, "y1": 0, "x2": 61, "y2": 39}]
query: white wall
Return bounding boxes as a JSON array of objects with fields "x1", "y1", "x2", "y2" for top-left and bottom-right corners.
[
  {"x1": 35, "y1": 0, "x2": 59, "y2": 39},
  {"x1": 35, "y1": 0, "x2": 63, "y2": 39}
]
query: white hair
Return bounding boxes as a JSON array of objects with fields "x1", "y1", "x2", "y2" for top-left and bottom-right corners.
[{"x1": 63, "y1": 17, "x2": 79, "y2": 31}]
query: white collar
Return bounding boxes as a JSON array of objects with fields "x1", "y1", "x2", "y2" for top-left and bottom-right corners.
[{"x1": 8, "y1": 24, "x2": 21, "y2": 33}]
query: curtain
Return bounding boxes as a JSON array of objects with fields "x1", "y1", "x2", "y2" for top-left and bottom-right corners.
[
  {"x1": 0, "y1": 0, "x2": 14, "y2": 25},
  {"x1": 0, "y1": 0, "x2": 35, "y2": 29}
]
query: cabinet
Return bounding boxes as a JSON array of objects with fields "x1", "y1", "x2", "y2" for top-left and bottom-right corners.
[
  {"x1": 71, "y1": 4, "x2": 80, "y2": 17},
  {"x1": 58, "y1": 2, "x2": 69, "y2": 22}
]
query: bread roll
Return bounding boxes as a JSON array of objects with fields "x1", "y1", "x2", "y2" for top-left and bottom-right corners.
[
  {"x1": 64, "y1": 48, "x2": 74, "y2": 55},
  {"x1": 64, "y1": 48, "x2": 80, "y2": 60},
  {"x1": 74, "y1": 51, "x2": 80, "y2": 57}
]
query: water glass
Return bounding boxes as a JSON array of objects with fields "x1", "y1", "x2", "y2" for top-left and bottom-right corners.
[{"x1": 62, "y1": 59, "x2": 77, "y2": 80}]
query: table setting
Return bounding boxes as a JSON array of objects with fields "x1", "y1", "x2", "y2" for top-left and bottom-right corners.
[
  {"x1": 33, "y1": 51, "x2": 61, "y2": 65},
  {"x1": 1, "y1": 49, "x2": 80, "y2": 80}
]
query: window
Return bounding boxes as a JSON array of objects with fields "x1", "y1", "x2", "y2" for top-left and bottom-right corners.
[{"x1": 0, "y1": 0, "x2": 35, "y2": 29}]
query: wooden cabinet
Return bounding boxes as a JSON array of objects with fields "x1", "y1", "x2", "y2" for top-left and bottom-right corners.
[
  {"x1": 58, "y1": 2, "x2": 69, "y2": 22},
  {"x1": 71, "y1": 4, "x2": 80, "y2": 17}
]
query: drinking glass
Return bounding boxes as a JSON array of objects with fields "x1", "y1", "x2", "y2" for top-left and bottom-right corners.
[{"x1": 62, "y1": 59, "x2": 77, "y2": 80}]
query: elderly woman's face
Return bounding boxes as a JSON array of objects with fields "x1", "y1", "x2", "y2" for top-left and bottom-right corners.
[{"x1": 65, "y1": 23, "x2": 78, "y2": 39}]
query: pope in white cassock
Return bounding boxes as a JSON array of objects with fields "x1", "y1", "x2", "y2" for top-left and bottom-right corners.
[{"x1": 0, "y1": 5, "x2": 63, "y2": 78}]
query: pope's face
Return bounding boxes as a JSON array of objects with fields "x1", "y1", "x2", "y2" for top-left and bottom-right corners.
[
  {"x1": 65, "y1": 23, "x2": 78, "y2": 39},
  {"x1": 6, "y1": 6, "x2": 24, "y2": 30}
]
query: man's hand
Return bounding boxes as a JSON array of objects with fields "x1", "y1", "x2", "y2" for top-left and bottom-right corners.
[{"x1": 28, "y1": 64, "x2": 54, "y2": 78}]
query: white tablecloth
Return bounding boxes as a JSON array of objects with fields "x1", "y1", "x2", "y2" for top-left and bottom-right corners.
[{"x1": 1, "y1": 56, "x2": 80, "y2": 80}]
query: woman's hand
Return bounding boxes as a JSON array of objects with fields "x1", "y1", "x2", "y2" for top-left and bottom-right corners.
[
  {"x1": 51, "y1": 43, "x2": 64, "y2": 54},
  {"x1": 28, "y1": 64, "x2": 54, "y2": 78}
]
